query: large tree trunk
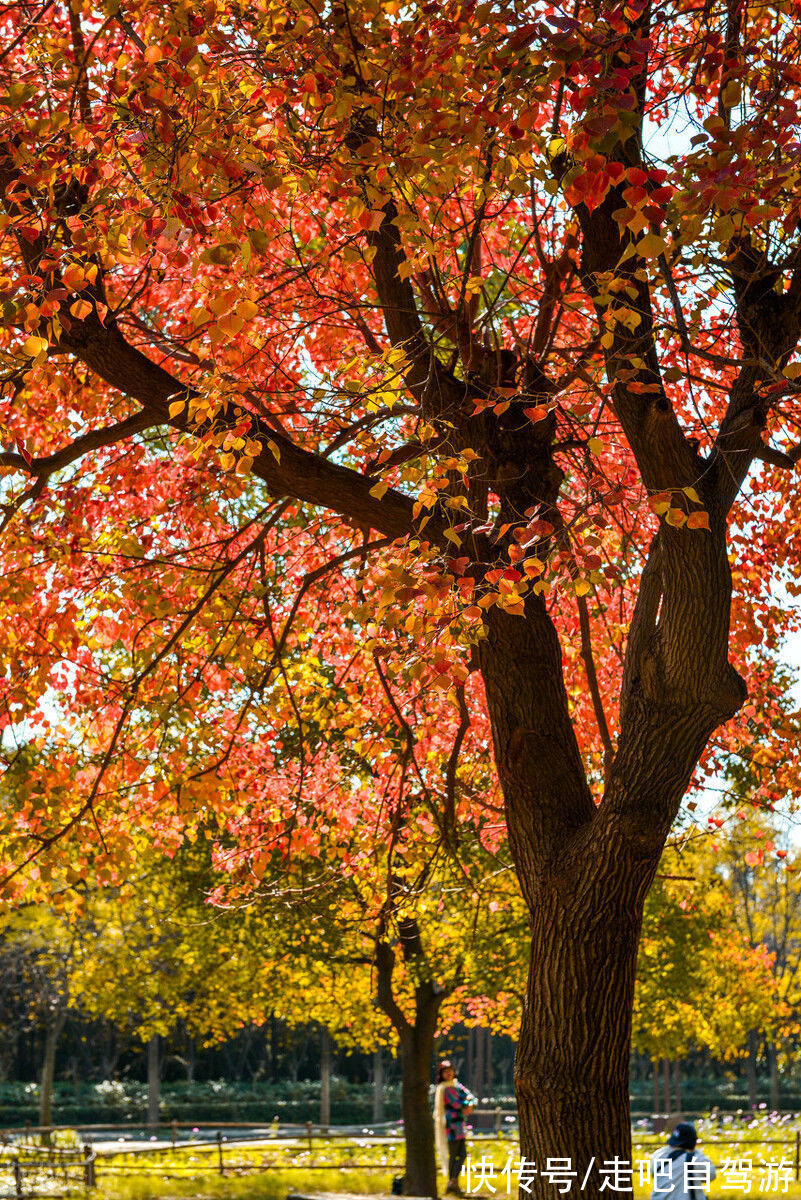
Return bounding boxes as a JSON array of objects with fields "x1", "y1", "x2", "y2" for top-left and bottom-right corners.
[
  {"x1": 476, "y1": 492, "x2": 743, "y2": 1198},
  {"x1": 514, "y1": 853, "x2": 656, "y2": 1194}
]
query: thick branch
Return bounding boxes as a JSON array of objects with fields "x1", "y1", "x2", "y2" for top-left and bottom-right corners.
[
  {"x1": 713, "y1": 233, "x2": 801, "y2": 512},
  {"x1": 576, "y1": 198, "x2": 700, "y2": 493},
  {"x1": 62, "y1": 317, "x2": 421, "y2": 541},
  {"x1": 0, "y1": 411, "x2": 159, "y2": 477},
  {"x1": 478, "y1": 596, "x2": 596, "y2": 888},
  {"x1": 374, "y1": 939, "x2": 411, "y2": 1037}
]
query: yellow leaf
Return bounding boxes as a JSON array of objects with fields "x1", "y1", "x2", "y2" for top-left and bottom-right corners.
[
  {"x1": 237, "y1": 299, "x2": 258, "y2": 321},
  {"x1": 665, "y1": 507, "x2": 687, "y2": 527},
  {"x1": 168, "y1": 400, "x2": 185, "y2": 418},
  {"x1": 587, "y1": 437, "x2": 603, "y2": 455},
  {"x1": 69, "y1": 299, "x2": 93, "y2": 319},
  {"x1": 638, "y1": 233, "x2": 668, "y2": 260},
  {"x1": 443, "y1": 528, "x2": 462, "y2": 546},
  {"x1": 21, "y1": 335, "x2": 48, "y2": 357},
  {"x1": 266, "y1": 439, "x2": 281, "y2": 462},
  {"x1": 784, "y1": 363, "x2": 801, "y2": 380},
  {"x1": 683, "y1": 486, "x2": 701, "y2": 503},
  {"x1": 369, "y1": 481, "x2": 389, "y2": 500},
  {"x1": 722, "y1": 80, "x2": 742, "y2": 108},
  {"x1": 574, "y1": 579, "x2": 591, "y2": 597}
]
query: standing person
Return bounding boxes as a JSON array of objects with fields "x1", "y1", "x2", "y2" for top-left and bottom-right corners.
[
  {"x1": 650, "y1": 1122, "x2": 716, "y2": 1200},
  {"x1": 433, "y1": 1060, "x2": 476, "y2": 1196}
]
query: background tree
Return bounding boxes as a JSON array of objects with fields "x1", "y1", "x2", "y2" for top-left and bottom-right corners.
[
  {"x1": 633, "y1": 831, "x2": 784, "y2": 1114},
  {"x1": 704, "y1": 808, "x2": 801, "y2": 1109},
  {"x1": 208, "y1": 661, "x2": 529, "y2": 1197},
  {"x1": 1, "y1": 908, "x2": 76, "y2": 1139}
]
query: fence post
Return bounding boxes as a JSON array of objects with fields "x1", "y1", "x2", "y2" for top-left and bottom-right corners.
[
  {"x1": 795, "y1": 1130, "x2": 800, "y2": 1182},
  {"x1": 495, "y1": 1107, "x2": 502, "y2": 1135},
  {"x1": 13, "y1": 1156, "x2": 22, "y2": 1198},
  {"x1": 306, "y1": 1121, "x2": 313, "y2": 1154},
  {"x1": 217, "y1": 1130, "x2": 224, "y2": 1177},
  {"x1": 83, "y1": 1143, "x2": 96, "y2": 1188},
  {"x1": 171, "y1": 1119, "x2": 178, "y2": 1148}
]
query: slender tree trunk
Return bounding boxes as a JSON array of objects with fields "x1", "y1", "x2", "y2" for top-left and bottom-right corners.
[
  {"x1": 652, "y1": 1059, "x2": 659, "y2": 1114},
  {"x1": 270, "y1": 1016, "x2": 278, "y2": 1081},
  {"x1": 39, "y1": 1012, "x2": 65, "y2": 1146},
  {"x1": 474, "y1": 1027, "x2": 485, "y2": 1103},
  {"x1": 320, "y1": 1028, "x2": 332, "y2": 1131},
  {"x1": 466, "y1": 1027, "x2": 475, "y2": 1096},
  {"x1": 768, "y1": 1043, "x2": 779, "y2": 1112},
  {"x1": 672, "y1": 1061, "x2": 682, "y2": 1117},
  {"x1": 147, "y1": 1034, "x2": 160, "y2": 1128},
  {"x1": 747, "y1": 1031, "x2": 758, "y2": 1108},
  {"x1": 662, "y1": 1060, "x2": 671, "y2": 1116},
  {"x1": 373, "y1": 1047, "x2": 385, "y2": 1124},
  {"x1": 485, "y1": 1030, "x2": 493, "y2": 1100}
]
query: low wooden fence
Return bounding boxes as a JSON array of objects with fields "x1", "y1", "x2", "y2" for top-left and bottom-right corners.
[
  {"x1": 0, "y1": 1143, "x2": 96, "y2": 1196},
  {"x1": 3, "y1": 1120, "x2": 801, "y2": 1196}
]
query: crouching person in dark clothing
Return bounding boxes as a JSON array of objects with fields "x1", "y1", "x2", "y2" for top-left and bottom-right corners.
[{"x1": 650, "y1": 1123, "x2": 716, "y2": 1200}]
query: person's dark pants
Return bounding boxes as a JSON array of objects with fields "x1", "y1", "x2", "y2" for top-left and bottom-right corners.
[{"x1": 448, "y1": 1139, "x2": 466, "y2": 1181}]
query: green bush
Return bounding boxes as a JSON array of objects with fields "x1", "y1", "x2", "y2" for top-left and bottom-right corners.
[{"x1": 0, "y1": 1079, "x2": 404, "y2": 1128}]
